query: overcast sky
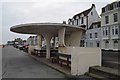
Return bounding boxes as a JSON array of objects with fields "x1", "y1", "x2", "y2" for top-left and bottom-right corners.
[{"x1": 0, "y1": 0, "x2": 116, "y2": 44}]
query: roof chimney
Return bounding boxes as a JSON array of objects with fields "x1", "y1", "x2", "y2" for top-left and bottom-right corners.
[
  {"x1": 63, "y1": 21, "x2": 66, "y2": 24},
  {"x1": 92, "y1": 4, "x2": 95, "y2": 8}
]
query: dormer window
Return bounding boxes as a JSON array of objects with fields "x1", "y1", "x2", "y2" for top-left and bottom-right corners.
[
  {"x1": 76, "y1": 19, "x2": 79, "y2": 25},
  {"x1": 81, "y1": 17, "x2": 84, "y2": 24},
  {"x1": 102, "y1": 7, "x2": 105, "y2": 13},
  {"x1": 110, "y1": 4, "x2": 113, "y2": 10}
]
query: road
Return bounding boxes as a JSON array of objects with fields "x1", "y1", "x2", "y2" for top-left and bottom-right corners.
[{"x1": 2, "y1": 46, "x2": 65, "y2": 78}]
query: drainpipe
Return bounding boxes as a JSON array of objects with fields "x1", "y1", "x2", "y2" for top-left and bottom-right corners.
[
  {"x1": 86, "y1": 16, "x2": 88, "y2": 30},
  {"x1": 53, "y1": 36, "x2": 56, "y2": 49}
]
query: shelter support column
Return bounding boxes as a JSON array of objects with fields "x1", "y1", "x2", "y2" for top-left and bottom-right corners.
[
  {"x1": 45, "y1": 34, "x2": 51, "y2": 59},
  {"x1": 37, "y1": 34, "x2": 42, "y2": 50},
  {"x1": 58, "y1": 27, "x2": 66, "y2": 53}
]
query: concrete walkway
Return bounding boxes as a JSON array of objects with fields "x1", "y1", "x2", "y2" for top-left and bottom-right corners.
[
  {"x1": 29, "y1": 55, "x2": 71, "y2": 75},
  {"x1": 2, "y1": 46, "x2": 65, "y2": 78}
]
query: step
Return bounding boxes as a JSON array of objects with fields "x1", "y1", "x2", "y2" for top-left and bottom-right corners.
[
  {"x1": 66, "y1": 74, "x2": 95, "y2": 80},
  {"x1": 85, "y1": 72, "x2": 106, "y2": 80},
  {"x1": 89, "y1": 66, "x2": 120, "y2": 78},
  {"x1": 102, "y1": 61, "x2": 120, "y2": 69},
  {"x1": 102, "y1": 57, "x2": 119, "y2": 61},
  {"x1": 102, "y1": 51, "x2": 119, "y2": 58},
  {"x1": 77, "y1": 75, "x2": 96, "y2": 80}
]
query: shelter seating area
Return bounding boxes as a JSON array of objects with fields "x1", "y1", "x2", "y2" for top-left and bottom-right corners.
[
  {"x1": 32, "y1": 49, "x2": 71, "y2": 67},
  {"x1": 51, "y1": 52, "x2": 71, "y2": 67}
]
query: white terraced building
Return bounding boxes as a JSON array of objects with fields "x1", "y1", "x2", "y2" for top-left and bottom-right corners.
[
  {"x1": 101, "y1": 1, "x2": 120, "y2": 51},
  {"x1": 68, "y1": 4, "x2": 100, "y2": 47},
  {"x1": 85, "y1": 20, "x2": 101, "y2": 47},
  {"x1": 26, "y1": 35, "x2": 59, "y2": 49}
]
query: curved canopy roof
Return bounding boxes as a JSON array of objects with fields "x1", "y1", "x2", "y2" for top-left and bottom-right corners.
[{"x1": 10, "y1": 23, "x2": 85, "y2": 36}]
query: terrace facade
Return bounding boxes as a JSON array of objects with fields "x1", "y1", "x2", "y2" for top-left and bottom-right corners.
[{"x1": 101, "y1": 1, "x2": 120, "y2": 51}]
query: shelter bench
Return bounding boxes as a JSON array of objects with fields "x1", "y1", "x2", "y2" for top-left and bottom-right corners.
[
  {"x1": 34, "y1": 49, "x2": 46, "y2": 57},
  {"x1": 50, "y1": 50, "x2": 58, "y2": 57},
  {"x1": 51, "y1": 52, "x2": 71, "y2": 67}
]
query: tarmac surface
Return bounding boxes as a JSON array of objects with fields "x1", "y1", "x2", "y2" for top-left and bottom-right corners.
[{"x1": 2, "y1": 46, "x2": 65, "y2": 78}]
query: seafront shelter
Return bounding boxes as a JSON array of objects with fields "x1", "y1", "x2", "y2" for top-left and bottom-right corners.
[{"x1": 10, "y1": 23, "x2": 101, "y2": 75}]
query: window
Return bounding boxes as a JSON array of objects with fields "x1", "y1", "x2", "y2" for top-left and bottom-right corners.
[
  {"x1": 106, "y1": 29, "x2": 108, "y2": 36},
  {"x1": 76, "y1": 19, "x2": 78, "y2": 25},
  {"x1": 115, "y1": 27, "x2": 118, "y2": 35},
  {"x1": 110, "y1": 4, "x2": 113, "y2": 10},
  {"x1": 117, "y1": 3, "x2": 119, "y2": 7},
  {"x1": 119, "y1": 1, "x2": 120, "y2": 7},
  {"x1": 81, "y1": 17, "x2": 84, "y2": 24},
  {"x1": 97, "y1": 43, "x2": 99, "y2": 47},
  {"x1": 72, "y1": 21, "x2": 74, "y2": 25},
  {"x1": 95, "y1": 32, "x2": 98, "y2": 38},
  {"x1": 80, "y1": 40, "x2": 84, "y2": 47},
  {"x1": 105, "y1": 7, "x2": 107, "y2": 11},
  {"x1": 90, "y1": 33, "x2": 92, "y2": 38},
  {"x1": 91, "y1": 12, "x2": 93, "y2": 15},
  {"x1": 102, "y1": 7, "x2": 105, "y2": 13},
  {"x1": 113, "y1": 13, "x2": 118, "y2": 22},
  {"x1": 94, "y1": 25, "x2": 98, "y2": 28},
  {"x1": 105, "y1": 16, "x2": 109, "y2": 24},
  {"x1": 112, "y1": 28, "x2": 114, "y2": 35},
  {"x1": 103, "y1": 29, "x2": 105, "y2": 36}
]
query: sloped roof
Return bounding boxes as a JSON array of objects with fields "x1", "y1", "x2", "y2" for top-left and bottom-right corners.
[
  {"x1": 68, "y1": 18, "x2": 72, "y2": 21},
  {"x1": 73, "y1": 4, "x2": 95, "y2": 19}
]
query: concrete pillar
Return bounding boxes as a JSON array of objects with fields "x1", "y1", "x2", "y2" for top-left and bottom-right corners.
[
  {"x1": 28, "y1": 45, "x2": 35, "y2": 54},
  {"x1": 37, "y1": 34, "x2": 42, "y2": 50},
  {"x1": 58, "y1": 27, "x2": 66, "y2": 47},
  {"x1": 58, "y1": 27, "x2": 66, "y2": 53},
  {"x1": 45, "y1": 34, "x2": 51, "y2": 59}
]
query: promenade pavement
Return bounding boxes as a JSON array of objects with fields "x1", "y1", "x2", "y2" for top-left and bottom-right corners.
[{"x1": 2, "y1": 46, "x2": 65, "y2": 78}]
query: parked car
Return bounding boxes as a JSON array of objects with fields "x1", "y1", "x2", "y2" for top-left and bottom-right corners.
[
  {"x1": 18, "y1": 45, "x2": 23, "y2": 50},
  {"x1": 13, "y1": 44, "x2": 19, "y2": 48},
  {"x1": 23, "y1": 44, "x2": 29, "y2": 52}
]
